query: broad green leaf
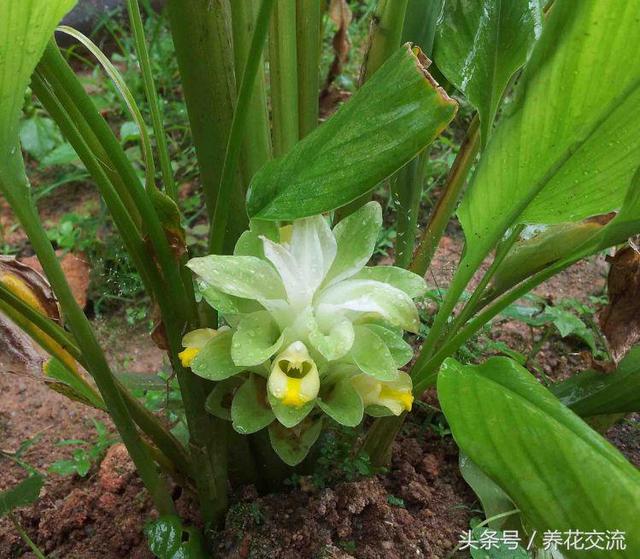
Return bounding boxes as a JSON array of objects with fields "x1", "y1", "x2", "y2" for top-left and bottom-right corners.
[
  {"x1": 458, "y1": 0, "x2": 640, "y2": 280},
  {"x1": 144, "y1": 515, "x2": 206, "y2": 559},
  {"x1": 552, "y1": 345, "x2": 640, "y2": 417},
  {"x1": 268, "y1": 417, "x2": 323, "y2": 466},
  {"x1": 0, "y1": 474, "x2": 43, "y2": 517},
  {"x1": 439, "y1": 357, "x2": 640, "y2": 558},
  {"x1": 434, "y1": 0, "x2": 542, "y2": 144},
  {"x1": 19, "y1": 116, "x2": 62, "y2": 160},
  {"x1": 363, "y1": 324, "x2": 413, "y2": 367},
  {"x1": 351, "y1": 266, "x2": 427, "y2": 298},
  {"x1": 246, "y1": 44, "x2": 457, "y2": 220},
  {"x1": 317, "y1": 378, "x2": 364, "y2": 427},
  {"x1": 0, "y1": 0, "x2": 77, "y2": 194},
  {"x1": 231, "y1": 374, "x2": 274, "y2": 434},
  {"x1": 487, "y1": 221, "x2": 605, "y2": 301},
  {"x1": 351, "y1": 326, "x2": 398, "y2": 381},
  {"x1": 459, "y1": 453, "x2": 518, "y2": 530},
  {"x1": 191, "y1": 330, "x2": 244, "y2": 381},
  {"x1": 324, "y1": 202, "x2": 382, "y2": 286},
  {"x1": 231, "y1": 311, "x2": 284, "y2": 367},
  {"x1": 187, "y1": 255, "x2": 285, "y2": 301}
]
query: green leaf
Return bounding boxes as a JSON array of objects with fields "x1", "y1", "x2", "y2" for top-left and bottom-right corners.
[
  {"x1": 324, "y1": 202, "x2": 382, "y2": 285},
  {"x1": 40, "y1": 142, "x2": 81, "y2": 167},
  {"x1": 317, "y1": 378, "x2": 364, "y2": 427},
  {"x1": 546, "y1": 306, "x2": 596, "y2": 353},
  {"x1": 552, "y1": 345, "x2": 640, "y2": 417},
  {"x1": 191, "y1": 330, "x2": 244, "y2": 381},
  {"x1": 44, "y1": 357, "x2": 105, "y2": 410},
  {"x1": 187, "y1": 255, "x2": 285, "y2": 301},
  {"x1": 439, "y1": 357, "x2": 640, "y2": 558},
  {"x1": 434, "y1": 0, "x2": 542, "y2": 144},
  {"x1": 19, "y1": 116, "x2": 62, "y2": 160},
  {"x1": 205, "y1": 377, "x2": 244, "y2": 420},
  {"x1": 351, "y1": 326, "x2": 398, "y2": 381},
  {"x1": 487, "y1": 221, "x2": 605, "y2": 301},
  {"x1": 351, "y1": 266, "x2": 427, "y2": 298},
  {"x1": 459, "y1": 453, "x2": 517, "y2": 530},
  {"x1": 0, "y1": 0, "x2": 77, "y2": 179},
  {"x1": 246, "y1": 44, "x2": 456, "y2": 220},
  {"x1": 231, "y1": 375, "x2": 274, "y2": 434},
  {"x1": 231, "y1": 311, "x2": 284, "y2": 367},
  {"x1": 458, "y1": 0, "x2": 640, "y2": 281},
  {"x1": 268, "y1": 417, "x2": 323, "y2": 466},
  {"x1": 0, "y1": 474, "x2": 43, "y2": 517},
  {"x1": 145, "y1": 515, "x2": 206, "y2": 559}
]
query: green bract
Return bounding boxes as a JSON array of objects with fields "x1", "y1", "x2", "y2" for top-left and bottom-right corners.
[{"x1": 184, "y1": 201, "x2": 424, "y2": 463}]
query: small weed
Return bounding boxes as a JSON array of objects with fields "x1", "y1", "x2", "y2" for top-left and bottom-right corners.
[
  {"x1": 386, "y1": 495, "x2": 405, "y2": 508},
  {"x1": 49, "y1": 419, "x2": 116, "y2": 477}
]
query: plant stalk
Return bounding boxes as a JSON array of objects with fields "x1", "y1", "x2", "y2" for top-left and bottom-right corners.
[
  {"x1": 296, "y1": 0, "x2": 322, "y2": 138},
  {"x1": 231, "y1": 0, "x2": 273, "y2": 180},
  {"x1": 0, "y1": 173, "x2": 175, "y2": 516},
  {"x1": 209, "y1": 0, "x2": 276, "y2": 255},
  {"x1": 393, "y1": 151, "x2": 427, "y2": 268},
  {"x1": 410, "y1": 116, "x2": 480, "y2": 276},
  {"x1": 269, "y1": 0, "x2": 300, "y2": 157}
]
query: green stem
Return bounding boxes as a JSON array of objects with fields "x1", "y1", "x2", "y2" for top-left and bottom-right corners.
[
  {"x1": 412, "y1": 257, "x2": 580, "y2": 393},
  {"x1": 296, "y1": 0, "x2": 321, "y2": 138},
  {"x1": 38, "y1": 44, "x2": 195, "y2": 324},
  {"x1": 269, "y1": 0, "x2": 299, "y2": 157},
  {"x1": 361, "y1": 412, "x2": 406, "y2": 467},
  {"x1": 166, "y1": 0, "x2": 244, "y2": 251},
  {"x1": 126, "y1": 0, "x2": 177, "y2": 200},
  {"x1": 231, "y1": 0, "x2": 273, "y2": 180},
  {"x1": 0, "y1": 174, "x2": 175, "y2": 516},
  {"x1": 209, "y1": 0, "x2": 276, "y2": 255},
  {"x1": 360, "y1": 0, "x2": 410, "y2": 83},
  {"x1": 9, "y1": 513, "x2": 46, "y2": 559},
  {"x1": 393, "y1": 151, "x2": 427, "y2": 268},
  {"x1": 0, "y1": 285, "x2": 192, "y2": 479},
  {"x1": 410, "y1": 116, "x2": 480, "y2": 276}
]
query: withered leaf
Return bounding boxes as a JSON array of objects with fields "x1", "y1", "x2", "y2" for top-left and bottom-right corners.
[
  {"x1": 0, "y1": 256, "x2": 60, "y2": 321},
  {"x1": 600, "y1": 245, "x2": 640, "y2": 363}
]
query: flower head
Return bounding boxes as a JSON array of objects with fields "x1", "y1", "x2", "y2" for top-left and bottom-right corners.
[{"x1": 184, "y1": 202, "x2": 426, "y2": 431}]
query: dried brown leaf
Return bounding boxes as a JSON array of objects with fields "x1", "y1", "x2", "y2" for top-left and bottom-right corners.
[
  {"x1": 0, "y1": 256, "x2": 60, "y2": 321},
  {"x1": 599, "y1": 245, "x2": 640, "y2": 363}
]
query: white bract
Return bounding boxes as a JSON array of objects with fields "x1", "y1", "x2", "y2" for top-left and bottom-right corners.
[{"x1": 183, "y1": 202, "x2": 426, "y2": 431}]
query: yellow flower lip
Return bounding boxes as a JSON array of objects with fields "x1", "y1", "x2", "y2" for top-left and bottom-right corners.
[
  {"x1": 351, "y1": 372, "x2": 414, "y2": 415},
  {"x1": 179, "y1": 328, "x2": 218, "y2": 368},
  {"x1": 268, "y1": 341, "x2": 320, "y2": 408},
  {"x1": 179, "y1": 347, "x2": 200, "y2": 367}
]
